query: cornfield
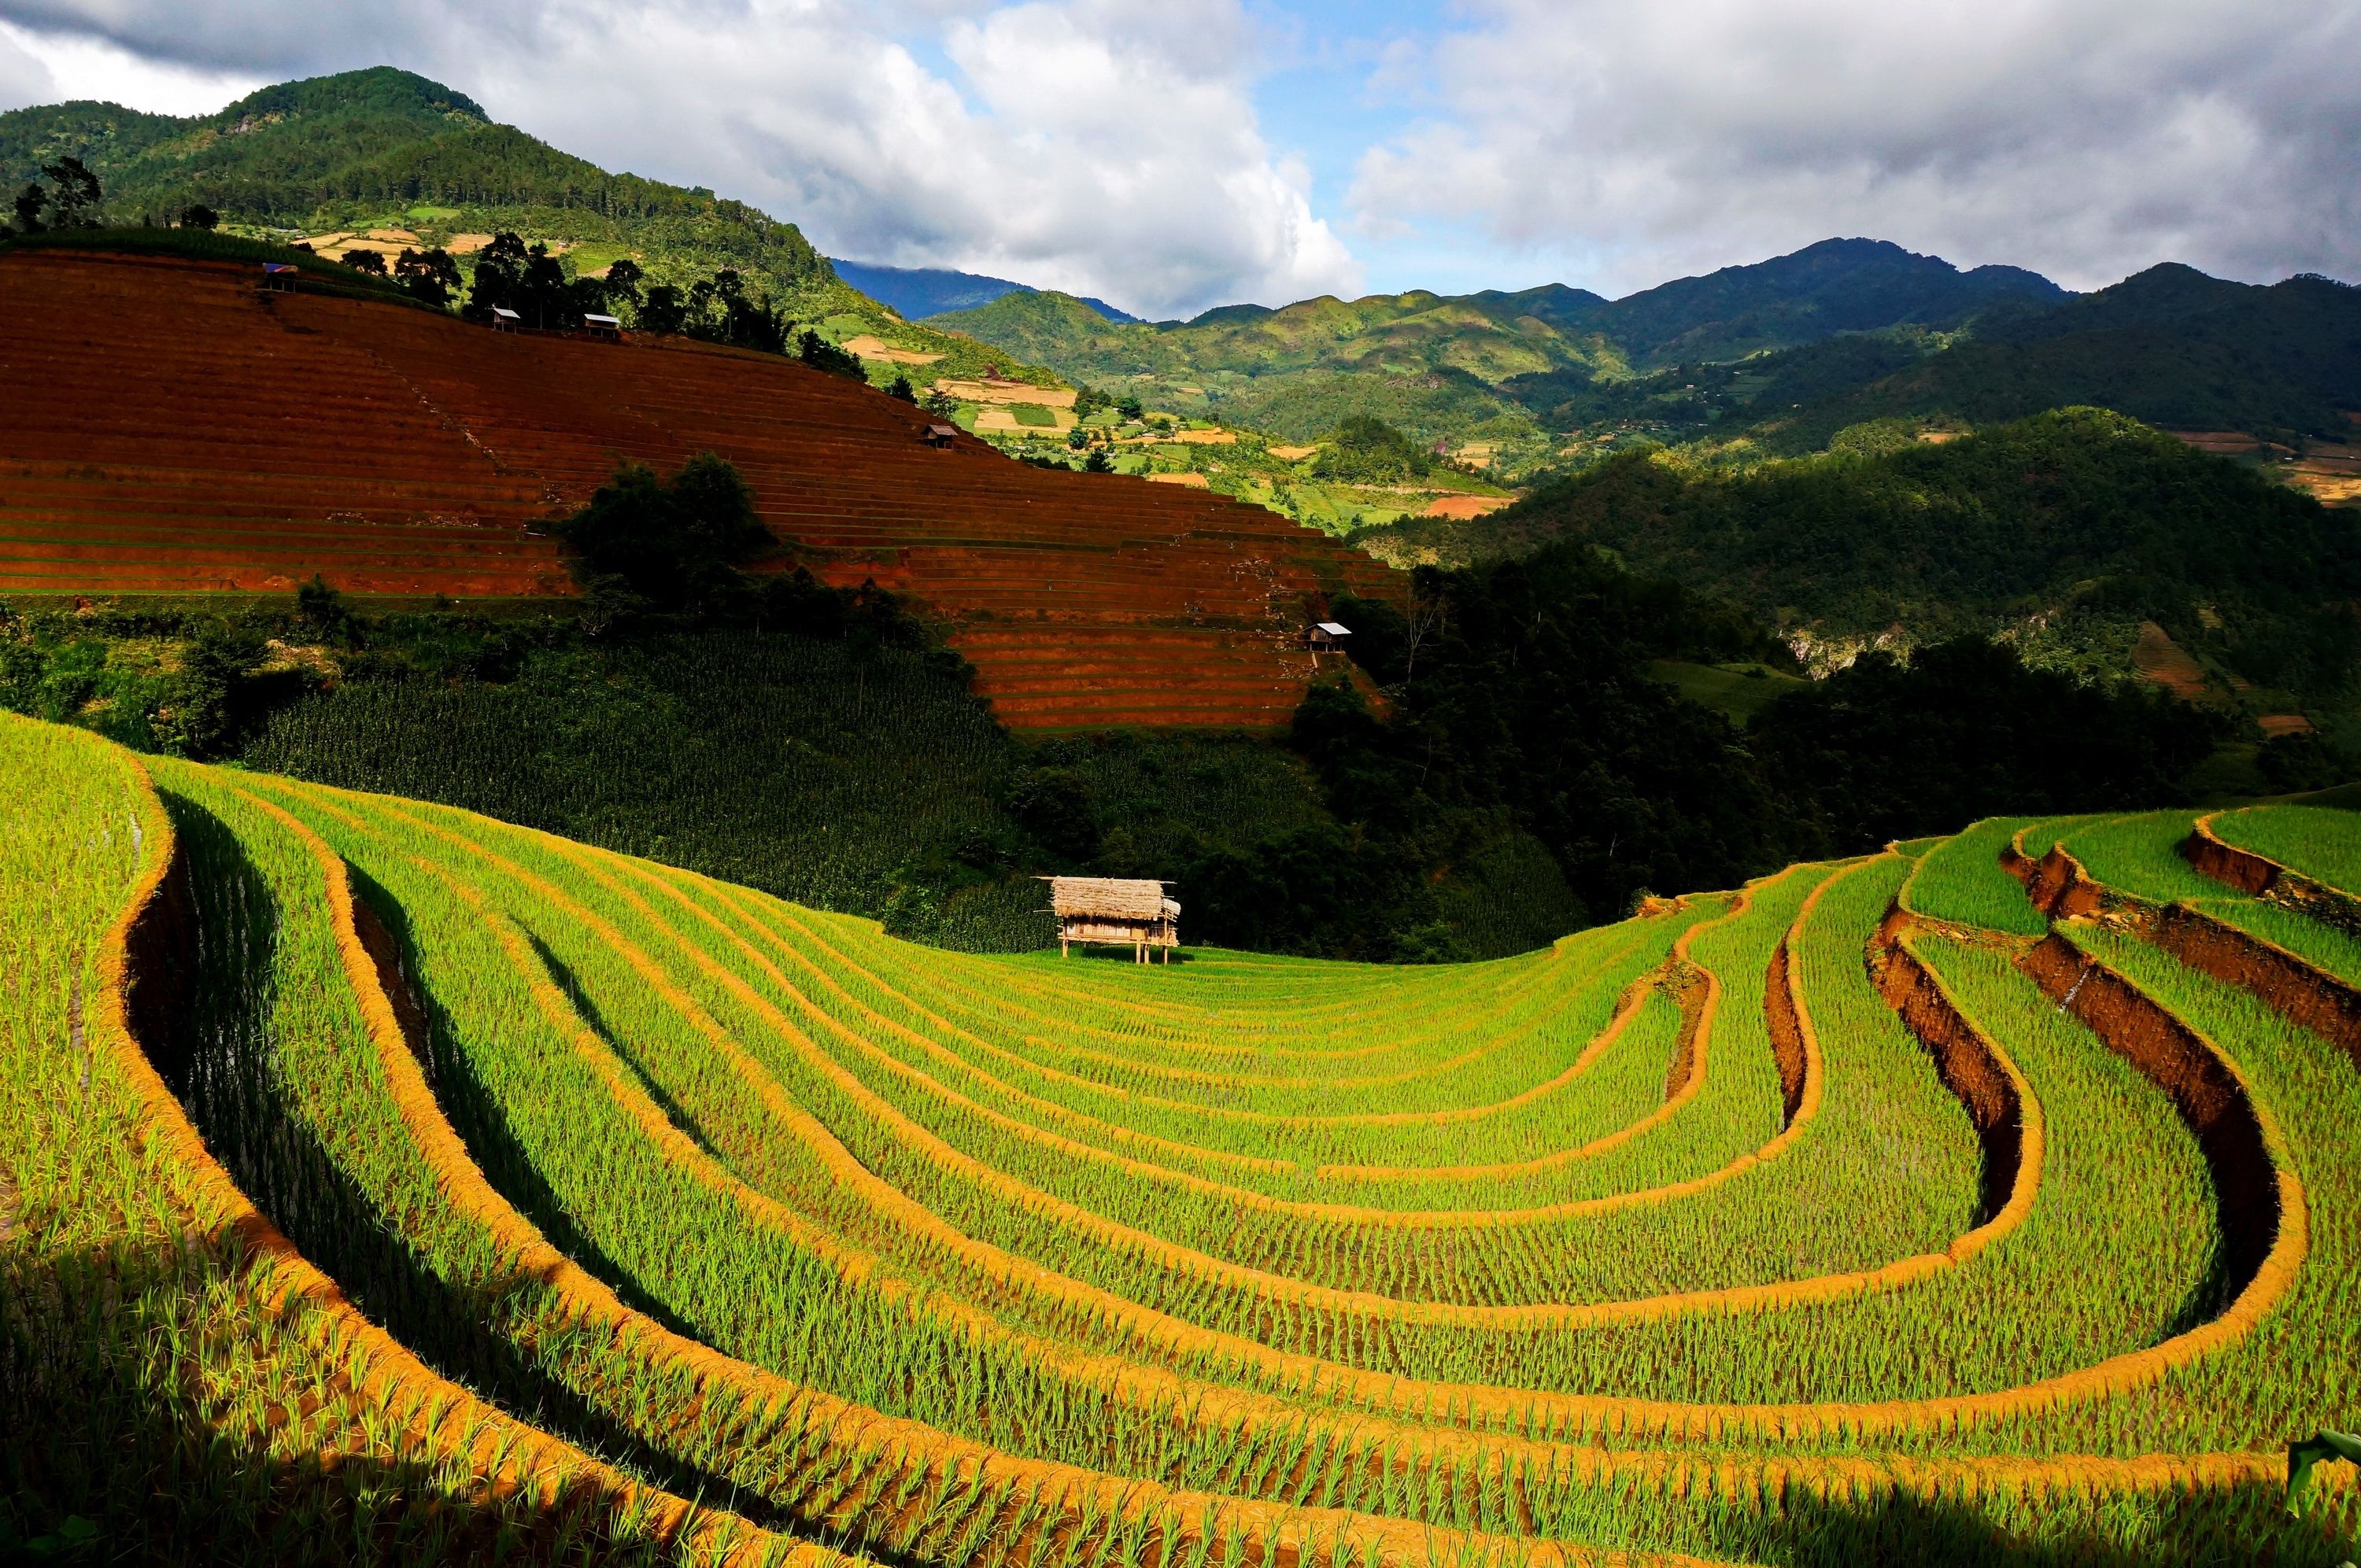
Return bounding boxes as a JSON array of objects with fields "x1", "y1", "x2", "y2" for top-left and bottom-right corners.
[{"x1": 6, "y1": 707, "x2": 2359, "y2": 1564}]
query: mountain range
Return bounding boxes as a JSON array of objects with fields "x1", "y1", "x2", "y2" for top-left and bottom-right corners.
[
  {"x1": 911, "y1": 239, "x2": 2082, "y2": 465},
  {"x1": 10, "y1": 65, "x2": 2354, "y2": 507},
  {"x1": 828, "y1": 259, "x2": 1139, "y2": 326}
]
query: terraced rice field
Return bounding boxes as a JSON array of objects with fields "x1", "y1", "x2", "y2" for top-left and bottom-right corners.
[
  {"x1": 7, "y1": 708, "x2": 2359, "y2": 1563},
  {"x1": 0, "y1": 250, "x2": 1397, "y2": 729}
]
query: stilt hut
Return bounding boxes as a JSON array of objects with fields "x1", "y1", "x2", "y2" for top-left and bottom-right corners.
[{"x1": 1040, "y1": 876, "x2": 1180, "y2": 963}]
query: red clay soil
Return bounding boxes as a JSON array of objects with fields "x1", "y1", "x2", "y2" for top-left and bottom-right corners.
[
  {"x1": 1763, "y1": 940, "x2": 1808, "y2": 1125},
  {"x1": 2179, "y1": 825, "x2": 2282, "y2": 897},
  {"x1": 2023, "y1": 831, "x2": 2361, "y2": 1072},
  {"x1": 1657, "y1": 963, "x2": 1710, "y2": 1103},
  {"x1": 2130, "y1": 622, "x2": 2211, "y2": 703},
  {"x1": 0, "y1": 251, "x2": 1399, "y2": 729},
  {"x1": 2017, "y1": 935, "x2": 2281, "y2": 1295},
  {"x1": 2006, "y1": 845, "x2": 2103, "y2": 920},
  {"x1": 1871, "y1": 908, "x2": 2023, "y2": 1225},
  {"x1": 2181, "y1": 821, "x2": 2361, "y2": 938},
  {"x1": 2145, "y1": 903, "x2": 2361, "y2": 1070}
]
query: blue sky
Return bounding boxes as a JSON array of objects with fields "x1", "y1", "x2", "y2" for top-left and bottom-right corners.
[{"x1": 1, "y1": 0, "x2": 2354, "y2": 317}]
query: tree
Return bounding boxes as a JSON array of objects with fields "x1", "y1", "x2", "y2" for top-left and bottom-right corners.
[
  {"x1": 9, "y1": 184, "x2": 43, "y2": 234},
  {"x1": 887, "y1": 374, "x2": 917, "y2": 403},
  {"x1": 393, "y1": 247, "x2": 461, "y2": 307},
  {"x1": 797, "y1": 328, "x2": 864, "y2": 378},
  {"x1": 602, "y1": 257, "x2": 645, "y2": 307},
  {"x1": 1066, "y1": 427, "x2": 1091, "y2": 451},
  {"x1": 38, "y1": 158, "x2": 102, "y2": 228},
  {"x1": 1313, "y1": 415, "x2": 1432, "y2": 484},
  {"x1": 342, "y1": 249, "x2": 388, "y2": 275},
  {"x1": 463, "y1": 231, "x2": 530, "y2": 322},
  {"x1": 637, "y1": 283, "x2": 687, "y2": 335},
  {"x1": 1083, "y1": 447, "x2": 1114, "y2": 474},
  {"x1": 181, "y1": 204, "x2": 220, "y2": 231},
  {"x1": 554, "y1": 452, "x2": 774, "y2": 621},
  {"x1": 1116, "y1": 394, "x2": 1144, "y2": 421},
  {"x1": 519, "y1": 242, "x2": 570, "y2": 327}
]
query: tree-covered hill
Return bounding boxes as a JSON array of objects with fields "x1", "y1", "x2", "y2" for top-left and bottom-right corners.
[
  {"x1": 1358, "y1": 408, "x2": 2361, "y2": 704},
  {"x1": 1750, "y1": 265, "x2": 2361, "y2": 450},
  {"x1": 925, "y1": 238, "x2": 2066, "y2": 470},
  {"x1": 0, "y1": 66, "x2": 1051, "y2": 382},
  {"x1": 1553, "y1": 237, "x2": 2064, "y2": 369}
]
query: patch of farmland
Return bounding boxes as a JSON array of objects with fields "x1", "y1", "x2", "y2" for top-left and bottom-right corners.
[
  {"x1": 9, "y1": 711, "x2": 2361, "y2": 1566},
  {"x1": 0, "y1": 247, "x2": 1396, "y2": 731}
]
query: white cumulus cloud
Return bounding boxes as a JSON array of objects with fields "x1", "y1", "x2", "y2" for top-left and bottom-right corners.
[{"x1": 1346, "y1": 0, "x2": 2361, "y2": 293}]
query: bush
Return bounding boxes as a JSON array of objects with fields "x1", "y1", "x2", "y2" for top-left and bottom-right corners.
[
  {"x1": 1313, "y1": 415, "x2": 1433, "y2": 484},
  {"x1": 555, "y1": 453, "x2": 772, "y2": 622}
]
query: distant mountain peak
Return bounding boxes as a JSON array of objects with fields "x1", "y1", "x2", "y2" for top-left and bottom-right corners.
[
  {"x1": 214, "y1": 66, "x2": 487, "y2": 127},
  {"x1": 830, "y1": 259, "x2": 1136, "y2": 324}
]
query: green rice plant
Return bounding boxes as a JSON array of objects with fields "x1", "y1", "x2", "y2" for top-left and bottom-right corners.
[
  {"x1": 0, "y1": 714, "x2": 769, "y2": 1565},
  {"x1": 2215, "y1": 805, "x2": 2361, "y2": 900},
  {"x1": 1901, "y1": 816, "x2": 2049, "y2": 935},
  {"x1": 2057, "y1": 810, "x2": 2361, "y2": 987},
  {"x1": 20, "y1": 713, "x2": 2361, "y2": 1566}
]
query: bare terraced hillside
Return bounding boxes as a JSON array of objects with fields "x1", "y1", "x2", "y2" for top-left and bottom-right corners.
[{"x1": 0, "y1": 249, "x2": 1398, "y2": 729}]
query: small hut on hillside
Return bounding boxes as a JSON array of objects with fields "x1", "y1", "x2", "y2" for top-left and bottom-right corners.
[
  {"x1": 1040, "y1": 876, "x2": 1180, "y2": 963},
  {"x1": 1306, "y1": 621, "x2": 1351, "y2": 655}
]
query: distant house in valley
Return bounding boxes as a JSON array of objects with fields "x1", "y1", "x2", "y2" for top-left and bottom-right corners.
[
  {"x1": 582, "y1": 312, "x2": 623, "y2": 341},
  {"x1": 260, "y1": 264, "x2": 298, "y2": 293},
  {"x1": 490, "y1": 306, "x2": 521, "y2": 332},
  {"x1": 1040, "y1": 876, "x2": 1180, "y2": 962},
  {"x1": 922, "y1": 423, "x2": 959, "y2": 448}
]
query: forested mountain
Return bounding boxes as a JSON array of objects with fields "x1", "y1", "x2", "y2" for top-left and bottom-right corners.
[
  {"x1": 0, "y1": 67, "x2": 1040, "y2": 379},
  {"x1": 1750, "y1": 264, "x2": 2361, "y2": 450},
  {"x1": 925, "y1": 238, "x2": 2066, "y2": 467},
  {"x1": 1550, "y1": 237, "x2": 2065, "y2": 367},
  {"x1": 1363, "y1": 408, "x2": 2361, "y2": 703},
  {"x1": 830, "y1": 258, "x2": 1137, "y2": 324}
]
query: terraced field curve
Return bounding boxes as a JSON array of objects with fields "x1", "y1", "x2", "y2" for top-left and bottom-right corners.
[{"x1": 6, "y1": 710, "x2": 2359, "y2": 1564}]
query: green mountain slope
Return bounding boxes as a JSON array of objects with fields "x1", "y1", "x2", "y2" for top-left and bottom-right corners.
[
  {"x1": 926, "y1": 238, "x2": 2064, "y2": 470},
  {"x1": 1557, "y1": 237, "x2": 2064, "y2": 367},
  {"x1": 1359, "y1": 408, "x2": 2361, "y2": 708},
  {"x1": 0, "y1": 66, "x2": 1052, "y2": 383},
  {"x1": 1751, "y1": 265, "x2": 2361, "y2": 450}
]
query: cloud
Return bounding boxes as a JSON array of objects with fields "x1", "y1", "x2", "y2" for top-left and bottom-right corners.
[
  {"x1": 0, "y1": 0, "x2": 1359, "y2": 316},
  {"x1": 1345, "y1": 0, "x2": 2361, "y2": 293},
  {"x1": 0, "y1": 19, "x2": 263, "y2": 113},
  {"x1": 0, "y1": 20, "x2": 57, "y2": 110}
]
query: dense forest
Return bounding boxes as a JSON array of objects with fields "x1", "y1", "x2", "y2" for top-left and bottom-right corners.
[
  {"x1": 1752, "y1": 266, "x2": 2361, "y2": 451},
  {"x1": 1360, "y1": 408, "x2": 2361, "y2": 702}
]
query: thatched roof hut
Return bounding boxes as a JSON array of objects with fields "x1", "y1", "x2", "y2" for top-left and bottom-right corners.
[{"x1": 1040, "y1": 876, "x2": 1180, "y2": 962}]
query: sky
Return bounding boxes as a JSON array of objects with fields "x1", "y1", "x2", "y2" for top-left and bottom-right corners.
[{"x1": 1, "y1": 0, "x2": 2354, "y2": 319}]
